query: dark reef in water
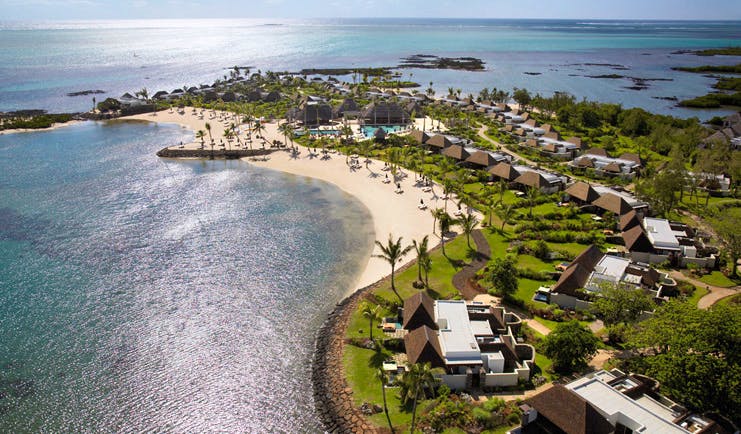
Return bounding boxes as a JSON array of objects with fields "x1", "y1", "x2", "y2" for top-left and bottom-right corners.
[{"x1": 398, "y1": 54, "x2": 485, "y2": 71}]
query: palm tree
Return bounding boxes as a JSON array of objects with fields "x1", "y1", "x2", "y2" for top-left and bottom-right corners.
[
  {"x1": 373, "y1": 234, "x2": 413, "y2": 306},
  {"x1": 527, "y1": 186, "x2": 540, "y2": 218},
  {"x1": 436, "y1": 210, "x2": 454, "y2": 257},
  {"x1": 459, "y1": 213, "x2": 479, "y2": 249},
  {"x1": 195, "y1": 130, "x2": 205, "y2": 148},
  {"x1": 360, "y1": 302, "x2": 381, "y2": 341},
  {"x1": 420, "y1": 254, "x2": 432, "y2": 289},
  {"x1": 204, "y1": 122, "x2": 213, "y2": 143},
  {"x1": 223, "y1": 129, "x2": 233, "y2": 150},
  {"x1": 401, "y1": 363, "x2": 440, "y2": 434},
  {"x1": 376, "y1": 368, "x2": 395, "y2": 434},
  {"x1": 496, "y1": 203, "x2": 515, "y2": 232},
  {"x1": 412, "y1": 235, "x2": 429, "y2": 286},
  {"x1": 278, "y1": 122, "x2": 293, "y2": 149}
]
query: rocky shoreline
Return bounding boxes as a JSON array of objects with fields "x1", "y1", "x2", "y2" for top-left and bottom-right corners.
[
  {"x1": 312, "y1": 282, "x2": 380, "y2": 434},
  {"x1": 155, "y1": 147, "x2": 276, "y2": 159}
]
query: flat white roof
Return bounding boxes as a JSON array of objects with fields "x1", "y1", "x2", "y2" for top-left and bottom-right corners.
[
  {"x1": 435, "y1": 300, "x2": 481, "y2": 364},
  {"x1": 470, "y1": 320, "x2": 494, "y2": 336},
  {"x1": 567, "y1": 377, "x2": 689, "y2": 434},
  {"x1": 587, "y1": 255, "x2": 632, "y2": 291},
  {"x1": 643, "y1": 218, "x2": 680, "y2": 250}
]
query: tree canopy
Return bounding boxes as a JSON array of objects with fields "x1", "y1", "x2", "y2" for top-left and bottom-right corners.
[
  {"x1": 487, "y1": 255, "x2": 519, "y2": 300},
  {"x1": 625, "y1": 301, "x2": 741, "y2": 422},
  {"x1": 541, "y1": 321, "x2": 599, "y2": 373},
  {"x1": 591, "y1": 283, "x2": 655, "y2": 326}
]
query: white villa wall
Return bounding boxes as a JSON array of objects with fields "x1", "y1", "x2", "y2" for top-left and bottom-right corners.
[
  {"x1": 630, "y1": 252, "x2": 716, "y2": 268},
  {"x1": 484, "y1": 372, "x2": 519, "y2": 387},
  {"x1": 441, "y1": 374, "x2": 468, "y2": 391},
  {"x1": 550, "y1": 293, "x2": 592, "y2": 310}
]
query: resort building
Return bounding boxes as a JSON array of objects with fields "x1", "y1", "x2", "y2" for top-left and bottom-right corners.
[
  {"x1": 592, "y1": 186, "x2": 649, "y2": 216},
  {"x1": 402, "y1": 293, "x2": 535, "y2": 390},
  {"x1": 570, "y1": 148, "x2": 642, "y2": 179},
  {"x1": 510, "y1": 369, "x2": 730, "y2": 434},
  {"x1": 543, "y1": 245, "x2": 676, "y2": 310},
  {"x1": 622, "y1": 217, "x2": 717, "y2": 268},
  {"x1": 360, "y1": 101, "x2": 410, "y2": 125}
]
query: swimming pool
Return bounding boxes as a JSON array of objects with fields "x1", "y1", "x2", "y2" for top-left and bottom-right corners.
[{"x1": 361, "y1": 125, "x2": 406, "y2": 138}]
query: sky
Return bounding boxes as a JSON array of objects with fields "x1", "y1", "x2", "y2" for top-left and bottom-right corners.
[{"x1": 0, "y1": 0, "x2": 740, "y2": 21}]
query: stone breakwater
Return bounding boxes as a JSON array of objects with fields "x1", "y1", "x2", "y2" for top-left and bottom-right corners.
[
  {"x1": 312, "y1": 283, "x2": 380, "y2": 434},
  {"x1": 312, "y1": 257, "x2": 424, "y2": 434},
  {"x1": 155, "y1": 147, "x2": 275, "y2": 159}
]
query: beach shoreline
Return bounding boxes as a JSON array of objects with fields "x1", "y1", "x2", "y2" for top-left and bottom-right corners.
[
  {"x1": 123, "y1": 109, "x2": 441, "y2": 293},
  {"x1": 0, "y1": 119, "x2": 84, "y2": 135}
]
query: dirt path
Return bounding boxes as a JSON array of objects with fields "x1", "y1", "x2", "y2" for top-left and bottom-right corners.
[
  {"x1": 452, "y1": 229, "x2": 491, "y2": 300},
  {"x1": 476, "y1": 126, "x2": 538, "y2": 166},
  {"x1": 668, "y1": 270, "x2": 740, "y2": 309}
]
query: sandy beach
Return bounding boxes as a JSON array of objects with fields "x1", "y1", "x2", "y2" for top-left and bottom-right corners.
[{"x1": 125, "y1": 109, "x2": 449, "y2": 291}]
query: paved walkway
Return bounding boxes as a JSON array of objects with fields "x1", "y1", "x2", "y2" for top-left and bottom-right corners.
[
  {"x1": 668, "y1": 270, "x2": 740, "y2": 309},
  {"x1": 452, "y1": 229, "x2": 491, "y2": 300},
  {"x1": 476, "y1": 126, "x2": 537, "y2": 166}
]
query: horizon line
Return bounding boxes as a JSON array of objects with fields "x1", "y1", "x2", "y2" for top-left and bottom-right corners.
[{"x1": 3, "y1": 17, "x2": 741, "y2": 22}]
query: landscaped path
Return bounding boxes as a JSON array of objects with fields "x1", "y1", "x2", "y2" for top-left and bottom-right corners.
[
  {"x1": 476, "y1": 125, "x2": 537, "y2": 166},
  {"x1": 668, "y1": 270, "x2": 740, "y2": 309},
  {"x1": 452, "y1": 229, "x2": 491, "y2": 300}
]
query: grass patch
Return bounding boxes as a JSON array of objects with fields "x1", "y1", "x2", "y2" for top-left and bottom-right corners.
[
  {"x1": 683, "y1": 284, "x2": 709, "y2": 307},
  {"x1": 515, "y1": 278, "x2": 555, "y2": 305},
  {"x1": 344, "y1": 345, "x2": 427, "y2": 429},
  {"x1": 716, "y1": 293, "x2": 741, "y2": 307},
  {"x1": 699, "y1": 271, "x2": 738, "y2": 288}
]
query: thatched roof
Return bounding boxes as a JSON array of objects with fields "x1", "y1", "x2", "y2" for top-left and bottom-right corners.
[
  {"x1": 466, "y1": 151, "x2": 499, "y2": 168},
  {"x1": 442, "y1": 144, "x2": 470, "y2": 161},
  {"x1": 575, "y1": 157, "x2": 595, "y2": 168},
  {"x1": 425, "y1": 134, "x2": 454, "y2": 149},
  {"x1": 566, "y1": 136, "x2": 582, "y2": 148},
  {"x1": 403, "y1": 292, "x2": 436, "y2": 330},
  {"x1": 373, "y1": 128, "x2": 388, "y2": 140},
  {"x1": 525, "y1": 385, "x2": 614, "y2": 434},
  {"x1": 288, "y1": 103, "x2": 333, "y2": 126},
  {"x1": 585, "y1": 147, "x2": 608, "y2": 157},
  {"x1": 542, "y1": 143, "x2": 559, "y2": 153},
  {"x1": 603, "y1": 162, "x2": 623, "y2": 174},
  {"x1": 525, "y1": 139, "x2": 539, "y2": 148},
  {"x1": 335, "y1": 98, "x2": 359, "y2": 117},
  {"x1": 489, "y1": 163, "x2": 521, "y2": 181},
  {"x1": 523, "y1": 119, "x2": 537, "y2": 127},
  {"x1": 361, "y1": 101, "x2": 409, "y2": 124},
  {"x1": 408, "y1": 130, "x2": 431, "y2": 144},
  {"x1": 503, "y1": 125, "x2": 514, "y2": 133},
  {"x1": 619, "y1": 210, "x2": 641, "y2": 232},
  {"x1": 551, "y1": 245, "x2": 603, "y2": 296},
  {"x1": 622, "y1": 225, "x2": 655, "y2": 253},
  {"x1": 619, "y1": 152, "x2": 641, "y2": 165},
  {"x1": 514, "y1": 128, "x2": 526, "y2": 136},
  {"x1": 565, "y1": 182, "x2": 600, "y2": 203},
  {"x1": 515, "y1": 171, "x2": 551, "y2": 189},
  {"x1": 540, "y1": 124, "x2": 554, "y2": 133},
  {"x1": 542, "y1": 131, "x2": 560, "y2": 141},
  {"x1": 593, "y1": 192, "x2": 632, "y2": 215},
  {"x1": 153, "y1": 90, "x2": 169, "y2": 99},
  {"x1": 404, "y1": 325, "x2": 445, "y2": 368}
]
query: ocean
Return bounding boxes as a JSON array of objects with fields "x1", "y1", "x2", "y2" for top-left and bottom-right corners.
[
  {"x1": 0, "y1": 19, "x2": 740, "y2": 119},
  {"x1": 0, "y1": 120, "x2": 374, "y2": 432}
]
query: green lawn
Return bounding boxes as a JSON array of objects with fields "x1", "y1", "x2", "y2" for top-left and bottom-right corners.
[
  {"x1": 344, "y1": 345, "x2": 430, "y2": 429},
  {"x1": 534, "y1": 352, "x2": 558, "y2": 382},
  {"x1": 517, "y1": 254, "x2": 557, "y2": 271},
  {"x1": 515, "y1": 278, "x2": 555, "y2": 305},
  {"x1": 699, "y1": 271, "x2": 738, "y2": 288},
  {"x1": 683, "y1": 284, "x2": 708, "y2": 307},
  {"x1": 716, "y1": 293, "x2": 741, "y2": 307}
]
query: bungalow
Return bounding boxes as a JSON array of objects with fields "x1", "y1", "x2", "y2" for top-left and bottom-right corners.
[
  {"x1": 545, "y1": 245, "x2": 675, "y2": 309},
  {"x1": 570, "y1": 150, "x2": 641, "y2": 178},
  {"x1": 489, "y1": 162, "x2": 522, "y2": 182},
  {"x1": 408, "y1": 130, "x2": 431, "y2": 145},
  {"x1": 287, "y1": 102, "x2": 333, "y2": 126},
  {"x1": 442, "y1": 144, "x2": 471, "y2": 162},
  {"x1": 511, "y1": 369, "x2": 730, "y2": 434},
  {"x1": 592, "y1": 186, "x2": 649, "y2": 216},
  {"x1": 512, "y1": 166, "x2": 567, "y2": 194},
  {"x1": 334, "y1": 98, "x2": 360, "y2": 118},
  {"x1": 623, "y1": 217, "x2": 717, "y2": 268},
  {"x1": 361, "y1": 101, "x2": 409, "y2": 125},
  {"x1": 425, "y1": 134, "x2": 464, "y2": 151},
  {"x1": 402, "y1": 293, "x2": 534, "y2": 390},
  {"x1": 564, "y1": 181, "x2": 600, "y2": 206},
  {"x1": 465, "y1": 150, "x2": 510, "y2": 169}
]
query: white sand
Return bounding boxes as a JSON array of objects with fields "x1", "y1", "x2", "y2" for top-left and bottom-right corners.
[{"x1": 124, "y1": 109, "x2": 449, "y2": 292}]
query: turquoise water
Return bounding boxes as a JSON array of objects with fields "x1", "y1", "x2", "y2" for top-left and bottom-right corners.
[
  {"x1": 0, "y1": 19, "x2": 740, "y2": 118},
  {"x1": 0, "y1": 121, "x2": 374, "y2": 432},
  {"x1": 362, "y1": 125, "x2": 406, "y2": 137}
]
